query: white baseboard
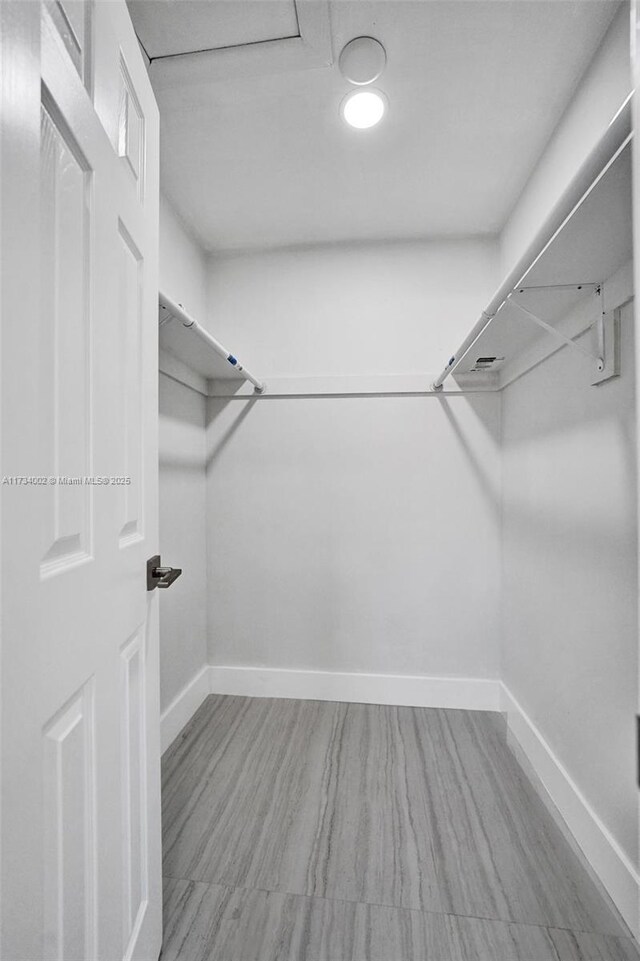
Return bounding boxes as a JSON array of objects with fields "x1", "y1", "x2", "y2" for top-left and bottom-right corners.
[
  {"x1": 159, "y1": 665, "x2": 500, "y2": 755},
  {"x1": 208, "y1": 665, "x2": 501, "y2": 711},
  {"x1": 160, "y1": 665, "x2": 211, "y2": 753},
  {"x1": 500, "y1": 682, "x2": 639, "y2": 939}
]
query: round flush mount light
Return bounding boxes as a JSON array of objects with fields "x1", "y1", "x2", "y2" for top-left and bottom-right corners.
[
  {"x1": 341, "y1": 89, "x2": 387, "y2": 129},
  {"x1": 339, "y1": 36, "x2": 386, "y2": 85}
]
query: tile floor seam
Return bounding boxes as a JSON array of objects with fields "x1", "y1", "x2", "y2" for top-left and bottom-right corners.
[{"x1": 161, "y1": 872, "x2": 639, "y2": 946}]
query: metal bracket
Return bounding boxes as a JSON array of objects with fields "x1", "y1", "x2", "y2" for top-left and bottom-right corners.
[
  {"x1": 508, "y1": 291, "x2": 606, "y2": 377},
  {"x1": 591, "y1": 284, "x2": 621, "y2": 386}
]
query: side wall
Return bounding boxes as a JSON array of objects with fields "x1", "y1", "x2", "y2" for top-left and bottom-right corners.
[
  {"x1": 204, "y1": 240, "x2": 503, "y2": 701},
  {"x1": 499, "y1": 3, "x2": 632, "y2": 277},
  {"x1": 496, "y1": 9, "x2": 637, "y2": 932},
  {"x1": 158, "y1": 195, "x2": 209, "y2": 721},
  {"x1": 501, "y1": 282, "x2": 638, "y2": 929}
]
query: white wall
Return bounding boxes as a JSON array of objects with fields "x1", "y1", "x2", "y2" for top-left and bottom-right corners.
[
  {"x1": 205, "y1": 240, "x2": 498, "y2": 378},
  {"x1": 158, "y1": 195, "x2": 209, "y2": 713},
  {"x1": 500, "y1": 2, "x2": 638, "y2": 900},
  {"x1": 160, "y1": 193, "x2": 208, "y2": 320},
  {"x1": 501, "y1": 285, "x2": 637, "y2": 878},
  {"x1": 204, "y1": 240, "x2": 502, "y2": 682},
  {"x1": 500, "y1": 3, "x2": 631, "y2": 278},
  {"x1": 206, "y1": 392, "x2": 500, "y2": 678},
  {"x1": 495, "y1": 10, "x2": 638, "y2": 920}
]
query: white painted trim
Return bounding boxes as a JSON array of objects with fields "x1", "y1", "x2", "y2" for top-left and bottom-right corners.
[
  {"x1": 208, "y1": 665, "x2": 501, "y2": 710},
  {"x1": 160, "y1": 666, "x2": 210, "y2": 753},
  {"x1": 500, "y1": 682, "x2": 640, "y2": 939},
  {"x1": 159, "y1": 665, "x2": 500, "y2": 755}
]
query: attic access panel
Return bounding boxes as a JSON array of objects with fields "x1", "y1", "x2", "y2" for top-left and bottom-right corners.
[{"x1": 127, "y1": 0, "x2": 299, "y2": 59}]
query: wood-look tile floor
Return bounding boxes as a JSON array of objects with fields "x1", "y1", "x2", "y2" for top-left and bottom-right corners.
[{"x1": 161, "y1": 696, "x2": 639, "y2": 961}]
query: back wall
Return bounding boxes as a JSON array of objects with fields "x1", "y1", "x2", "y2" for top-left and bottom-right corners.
[{"x1": 203, "y1": 240, "x2": 502, "y2": 684}]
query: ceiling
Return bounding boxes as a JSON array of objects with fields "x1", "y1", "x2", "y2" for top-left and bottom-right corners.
[{"x1": 128, "y1": 0, "x2": 620, "y2": 253}]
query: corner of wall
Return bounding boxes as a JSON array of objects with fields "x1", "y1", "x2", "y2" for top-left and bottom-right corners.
[
  {"x1": 159, "y1": 192, "x2": 209, "y2": 319},
  {"x1": 158, "y1": 194, "x2": 211, "y2": 716}
]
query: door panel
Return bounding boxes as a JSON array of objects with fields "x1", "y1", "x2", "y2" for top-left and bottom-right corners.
[
  {"x1": 1, "y1": 2, "x2": 161, "y2": 959},
  {"x1": 118, "y1": 58, "x2": 145, "y2": 201},
  {"x1": 43, "y1": 679, "x2": 97, "y2": 961},
  {"x1": 39, "y1": 98, "x2": 93, "y2": 574},
  {"x1": 116, "y1": 220, "x2": 145, "y2": 547},
  {"x1": 44, "y1": 0, "x2": 93, "y2": 88}
]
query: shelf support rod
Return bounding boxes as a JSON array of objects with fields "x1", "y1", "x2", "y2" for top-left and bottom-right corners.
[
  {"x1": 507, "y1": 294, "x2": 604, "y2": 370},
  {"x1": 159, "y1": 290, "x2": 265, "y2": 394}
]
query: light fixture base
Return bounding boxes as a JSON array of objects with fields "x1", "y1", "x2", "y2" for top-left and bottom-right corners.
[{"x1": 339, "y1": 36, "x2": 386, "y2": 86}]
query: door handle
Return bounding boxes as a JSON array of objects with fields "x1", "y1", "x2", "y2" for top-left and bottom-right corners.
[
  {"x1": 147, "y1": 554, "x2": 182, "y2": 591},
  {"x1": 154, "y1": 567, "x2": 182, "y2": 589}
]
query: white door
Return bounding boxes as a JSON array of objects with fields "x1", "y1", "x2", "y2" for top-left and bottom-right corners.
[{"x1": 0, "y1": 2, "x2": 162, "y2": 959}]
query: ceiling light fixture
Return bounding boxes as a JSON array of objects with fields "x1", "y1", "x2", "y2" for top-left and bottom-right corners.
[
  {"x1": 341, "y1": 89, "x2": 387, "y2": 129},
  {"x1": 339, "y1": 36, "x2": 387, "y2": 86}
]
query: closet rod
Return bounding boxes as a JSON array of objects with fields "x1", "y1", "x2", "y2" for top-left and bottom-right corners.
[
  {"x1": 159, "y1": 290, "x2": 265, "y2": 393},
  {"x1": 430, "y1": 94, "x2": 633, "y2": 391}
]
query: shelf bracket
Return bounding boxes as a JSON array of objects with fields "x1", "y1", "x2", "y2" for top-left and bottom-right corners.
[{"x1": 507, "y1": 293, "x2": 605, "y2": 375}]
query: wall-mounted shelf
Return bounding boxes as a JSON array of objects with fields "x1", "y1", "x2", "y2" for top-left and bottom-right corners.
[
  {"x1": 158, "y1": 291, "x2": 265, "y2": 392},
  {"x1": 160, "y1": 310, "x2": 237, "y2": 381},
  {"x1": 432, "y1": 97, "x2": 632, "y2": 393},
  {"x1": 452, "y1": 145, "x2": 631, "y2": 389}
]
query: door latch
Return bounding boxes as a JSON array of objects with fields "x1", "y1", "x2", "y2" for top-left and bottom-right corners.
[{"x1": 147, "y1": 554, "x2": 182, "y2": 591}]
